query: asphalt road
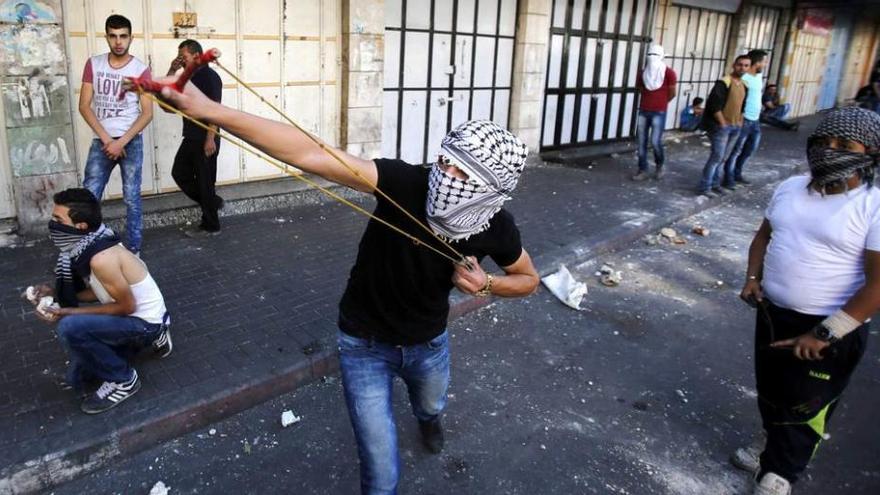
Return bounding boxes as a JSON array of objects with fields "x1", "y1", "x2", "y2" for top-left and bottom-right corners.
[{"x1": 56, "y1": 179, "x2": 880, "y2": 495}]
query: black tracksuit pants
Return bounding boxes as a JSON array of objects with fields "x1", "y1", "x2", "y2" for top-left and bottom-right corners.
[
  {"x1": 172, "y1": 137, "x2": 222, "y2": 231},
  {"x1": 755, "y1": 301, "x2": 869, "y2": 483}
]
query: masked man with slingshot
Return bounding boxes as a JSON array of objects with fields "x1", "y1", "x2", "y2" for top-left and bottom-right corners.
[
  {"x1": 735, "y1": 107, "x2": 880, "y2": 495},
  {"x1": 136, "y1": 56, "x2": 540, "y2": 494}
]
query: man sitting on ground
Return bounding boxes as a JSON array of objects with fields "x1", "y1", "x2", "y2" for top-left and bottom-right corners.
[
  {"x1": 760, "y1": 84, "x2": 798, "y2": 131},
  {"x1": 679, "y1": 97, "x2": 704, "y2": 132},
  {"x1": 28, "y1": 188, "x2": 171, "y2": 414}
]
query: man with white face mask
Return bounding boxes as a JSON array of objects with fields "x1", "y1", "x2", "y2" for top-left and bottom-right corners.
[
  {"x1": 156, "y1": 79, "x2": 540, "y2": 494},
  {"x1": 633, "y1": 44, "x2": 677, "y2": 181}
]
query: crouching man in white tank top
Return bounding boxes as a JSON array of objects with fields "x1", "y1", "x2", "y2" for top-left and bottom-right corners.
[{"x1": 27, "y1": 188, "x2": 170, "y2": 414}]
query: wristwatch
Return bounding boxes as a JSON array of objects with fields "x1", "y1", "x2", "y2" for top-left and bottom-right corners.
[
  {"x1": 475, "y1": 274, "x2": 494, "y2": 297},
  {"x1": 812, "y1": 324, "x2": 839, "y2": 343}
]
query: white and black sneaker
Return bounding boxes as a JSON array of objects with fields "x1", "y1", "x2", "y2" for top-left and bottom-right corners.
[
  {"x1": 80, "y1": 370, "x2": 141, "y2": 414},
  {"x1": 152, "y1": 328, "x2": 173, "y2": 359}
]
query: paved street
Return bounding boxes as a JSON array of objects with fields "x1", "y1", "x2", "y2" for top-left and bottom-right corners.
[
  {"x1": 5, "y1": 115, "x2": 868, "y2": 495},
  {"x1": 54, "y1": 175, "x2": 880, "y2": 495}
]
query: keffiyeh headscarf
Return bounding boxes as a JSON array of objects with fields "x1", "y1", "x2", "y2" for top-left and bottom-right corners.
[
  {"x1": 642, "y1": 44, "x2": 667, "y2": 91},
  {"x1": 807, "y1": 107, "x2": 880, "y2": 187},
  {"x1": 50, "y1": 222, "x2": 119, "y2": 307},
  {"x1": 426, "y1": 120, "x2": 529, "y2": 241}
]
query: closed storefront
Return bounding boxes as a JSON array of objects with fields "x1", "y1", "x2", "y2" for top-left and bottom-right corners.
[{"x1": 62, "y1": 0, "x2": 340, "y2": 200}]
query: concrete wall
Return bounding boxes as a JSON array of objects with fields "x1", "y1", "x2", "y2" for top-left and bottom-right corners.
[
  {"x1": 509, "y1": 0, "x2": 551, "y2": 153},
  {"x1": 0, "y1": 0, "x2": 78, "y2": 233},
  {"x1": 340, "y1": 0, "x2": 384, "y2": 159}
]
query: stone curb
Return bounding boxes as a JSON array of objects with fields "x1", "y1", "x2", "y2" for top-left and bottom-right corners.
[{"x1": 0, "y1": 163, "x2": 800, "y2": 495}]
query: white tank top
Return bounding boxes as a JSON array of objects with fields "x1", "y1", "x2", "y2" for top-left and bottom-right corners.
[{"x1": 89, "y1": 269, "x2": 168, "y2": 325}]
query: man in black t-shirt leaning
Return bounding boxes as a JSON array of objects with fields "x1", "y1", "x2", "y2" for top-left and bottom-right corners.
[
  {"x1": 158, "y1": 80, "x2": 540, "y2": 494},
  {"x1": 166, "y1": 39, "x2": 224, "y2": 237}
]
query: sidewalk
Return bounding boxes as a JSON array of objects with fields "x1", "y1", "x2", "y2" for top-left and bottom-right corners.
[{"x1": 0, "y1": 116, "x2": 815, "y2": 494}]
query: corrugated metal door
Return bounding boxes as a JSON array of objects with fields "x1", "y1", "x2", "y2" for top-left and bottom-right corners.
[
  {"x1": 63, "y1": 0, "x2": 339, "y2": 199},
  {"x1": 787, "y1": 30, "x2": 829, "y2": 117},
  {"x1": 382, "y1": 0, "x2": 518, "y2": 164},
  {"x1": 817, "y1": 11, "x2": 853, "y2": 110},
  {"x1": 541, "y1": 0, "x2": 655, "y2": 150},
  {"x1": 660, "y1": 4, "x2": 732, "y2": 130},
  {"x1": 740, "y1": 3, "x2": 781, "y2": 86}
]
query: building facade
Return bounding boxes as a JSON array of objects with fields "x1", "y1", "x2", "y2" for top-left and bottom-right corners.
[{"x1": 0, "y1": 0, "x2": 878, "y2": 235}]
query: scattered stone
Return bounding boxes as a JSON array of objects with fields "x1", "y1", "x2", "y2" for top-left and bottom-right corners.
[
  {"x1": 633, "y1": 401, "x2": 650, "y2": 411},
  {"x1": 676, "y1": 389, "x2": 688, "y2": 403},
  {"x1": 281, "y1": 410, "x2": 302, "y2": 428},
  {"x1": 692, "y1": 226, "x2": 710, "y2": 236},
  {"x1": 598, "y1": 264, "x2": 623, "y2": 287},
  {"x1": 716, "y1": 280, "x2": 724, "y2": 286},
  {"x1": 209, "y1": 428, "x2": 217, "y2": 436},
  {"x1": 643, "y1": 234, "x2": 659, "y2": 245},
  {"x1": 659, "y1": 228, "x2": 677, "y2": 239},
  {"x1": 149, "y1": 481, "x2": 170, "y2": 495}
]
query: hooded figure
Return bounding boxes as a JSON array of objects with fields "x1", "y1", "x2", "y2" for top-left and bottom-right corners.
[
  {"x1": 807, "y1": 106, "x2": 880, "y2": 190},
  {"x1": 642, "y1": 44, "x2": 667, "y2": 91},
  {"x1": 426, "y1": 120, "x2": 529, "y2": 241}
]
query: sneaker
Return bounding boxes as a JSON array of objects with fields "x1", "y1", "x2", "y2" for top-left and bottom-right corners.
[
  {"x1": 654, "y1": 167, "x2": 666, "y2": 180},
  {"x1": 712, "y1": 187, "x2": 728, "y2": 195},
  {"x1": 754, "y1": 472, "x2": 791, "y2": 495},
  {"x1": 722, "y1": 183, "x2": 738, "y2": 191},
  {"x1": 80, "y1": 370, "x2": 141, "y2": 414},
  {"x1": 631, "y1": 171, "x2": 651, "y2": 181},
  {"x1": 736, "y1": 177, "x2": 752, "y2": 185},
  {"x1": 731, "y1": 434, "x2": 765, "y2": 474},
  {"x1": 153, "y1": 328, "x2": 173, "y2": 359},
  {"x1": 698, "y1": 190, "x2": 718, "y2": 198},
  {"x1": 418, "y1": 418, "x2": 444, "y2": 454}
]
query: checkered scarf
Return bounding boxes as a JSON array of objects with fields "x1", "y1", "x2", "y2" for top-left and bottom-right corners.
[
  {"x1": 426, "y1": 120, "x2": 528, "y2": 241},
  {"x1": 50, "y1": 222, "x2": 118, "y2": 306},
  {"x1": 808, "y1": 107, "x2": 880, "y2": 187}
]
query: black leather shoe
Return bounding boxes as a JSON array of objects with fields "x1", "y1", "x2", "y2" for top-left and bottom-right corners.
[{"x1": 419, "y1": 418, "x2": 444, "y2": 454}]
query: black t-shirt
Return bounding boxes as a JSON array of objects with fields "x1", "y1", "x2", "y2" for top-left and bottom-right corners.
[
  {"x1": 338, "y1": 159, "x2": 523, "y2": 345},
  {"x1": 183, "y1": 66, "x2": 222, "y2": 140}
]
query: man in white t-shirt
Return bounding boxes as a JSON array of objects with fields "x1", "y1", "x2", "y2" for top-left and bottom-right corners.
[
  {"x1": 734, "y1": 107, "x2": 880, "y2": 495},
  {"x1": 28, "y1": 188, "x2": 171, "y2": 414},
  {"x1": 79, "y1": 14, "x2": 153, "y2": 255}
]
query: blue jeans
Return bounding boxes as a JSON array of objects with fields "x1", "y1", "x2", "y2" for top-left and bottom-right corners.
[
  {"x1": 724, "y1": 118, "x2": 761, "y2": 184},
  {"x1": 698, "y1": 125, "x2": 741, "y2": 192},
  {"x1": 56, "y1": 313, "x2": 164, "y2": 388},
  {"x1": 766, "y1": 104, "x2": 790, "y2": 120},
  {"x1": 637, "y1": 110, "x2": 666, "y2": 172},
  {"x1": 338, "y1": 330, "x2": 450, "y2": 495},
  {"x1": 83, "y1": 135, "x2": 144, "y2": 253}
]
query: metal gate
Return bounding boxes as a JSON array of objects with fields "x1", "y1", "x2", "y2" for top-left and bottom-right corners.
[
  {"x1": 660, "y1": 4, "x2": 732, "y2": 130},
  {"x1": 741, "y1": 3, "x2": 781, "y2": 85},
  {"x1": 540, "y1": 0, "x2": 655, "y2": 151},
  {"x1": 382, "y1": 0, "x2": 518, "y2": 165},
  {"x1": 63, "y1": 0, "x2": 340, "y2": 199}
]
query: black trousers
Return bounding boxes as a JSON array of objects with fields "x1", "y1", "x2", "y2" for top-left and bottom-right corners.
[
  {"x1": 754, "y1": 301, "x2": 869, "y2": 483},
  {"x1": 172, "y1": 137, "x2": 222, "y2": 231}
]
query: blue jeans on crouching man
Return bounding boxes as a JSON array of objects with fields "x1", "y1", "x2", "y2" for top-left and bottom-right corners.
[
  {"x1": 698, "y1": 125, "x2": 741, "y2": 193},
  {"x1": 83, "y1": 134, "x2": 144, "y2": 253},
  {"x1": 637, "y1": 110, "x2": 666, "y2": 172},
  {"x1": 56, "y1": 313, "x2": 165, "y2": 390},
  {"x1": 338, "y1": 330, "x2": 450, "y2": 495}
]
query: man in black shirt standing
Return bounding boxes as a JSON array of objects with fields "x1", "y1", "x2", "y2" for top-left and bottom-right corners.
[
  {"x1": 167, "y1": 40, "x2": 224, "y2": 237},
  {"x1": 158, "y1": 79, "x2": 540, "y2": 494}
]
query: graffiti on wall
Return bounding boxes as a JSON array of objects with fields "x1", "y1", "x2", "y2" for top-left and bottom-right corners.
[
  {"x1": 0, "y1": 23, "x2": 66, "y2": 76},
  {"x1": 0, "y1": 0, "x2": 59, "y2": 23},
  {"x1": 1, "y1": 76, "x2": 70, "y2": 127},
  {"x1": 7, "y1": 125, "x2": 75, "y2": 177},
  {"x1": 14, "y1": 171, "x2": 77, "y2": 228}
]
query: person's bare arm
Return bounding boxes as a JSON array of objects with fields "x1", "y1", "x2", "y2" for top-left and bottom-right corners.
[
  {"x1": 48, "y1": 251, "x2": 135, "y2": 317},
  {"x1": 452, "y1": 249, "x2": 540, "y2": 298},
  {"x1": 740, "y1": 219, "x2": 771, "y2": 305},
  {"x1": 714, "y1": 110, "x2": 728, "y2": 127},
  {"x1": 667, "y1": 83, "x2": 677, "y2": 102},
  {"x1": 78, "y1": 82, "x2": 113, "y2": 144},
  {"x1": 159, "y1": 78, "x2": 377, "y2": 192}
]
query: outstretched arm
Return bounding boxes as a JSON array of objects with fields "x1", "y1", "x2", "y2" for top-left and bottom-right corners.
[{"x1": 158, "y1": 78, "x2": 378, "y2": 192}]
